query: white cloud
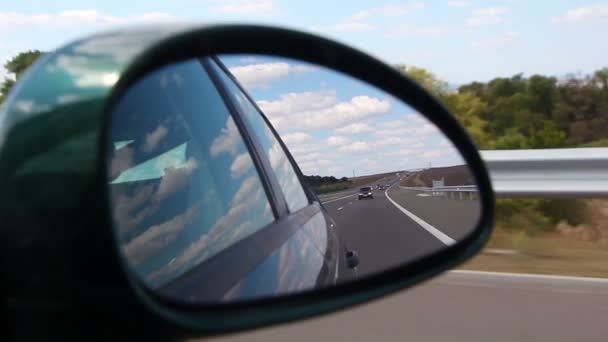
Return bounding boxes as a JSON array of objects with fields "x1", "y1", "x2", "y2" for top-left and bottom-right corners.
[
  {"x1": 422, "y1": 150, "x2": 442, "y2": 160},
  {"x1": 374, "y1": 136, "x2": 421, "y2": 147},
  {"x1": 467, "y1": 7, "x2": 509, "y2": 28},
  {"x1": 385, "y1": 24, "x2": 453, "y2": 38},
  {"x1": 257, "y1": 90, "x2": 391, "y2": 131},
  {"x1": 373, "y1": 118, "x2": 440, "y2": 138},
  {"x1": 210, "y1": 117, "x2": 241, "y2": 157},
  {"x1": 123, "y1": 203, "x2": 201, "y2": 266},
  {"x1": 289, "y1": 143, "x2": 322, "y2": 156},
  {"x1": 335, "y1": 122, "x2": 374, "y2": 134},
  {"x1": 552, "y1": 4, "x2": 608, "y2": 24},
  {"x1": 471, "y1": 32, "x2": 519, "y2": 50},
  {"x1": 0, "y1": 10, "x2": 178, "y2": 28},
  {"x1": 211, "y1": 0, "x2": 276, "y2": 16},
  {"x1": 230, "y1": 153, "x2": 253, "y2": 178},
  {"x1": 143, "y1": 124, "x2": 168, "y2": 153},
  {"x1": 325, "y1": 3, "x2": 424, "y2": 33},
  {"x1": 448, "y1": 1, "x2": 470, "y2": 7},
  {"x1": 339, "y1": 141, "x2": 370, "y2": 152},
  {"x1": 295, "y1": 151, "x2": 323, "y2": 163},
  {"x1": 155, "y1": 157, "x2": 199, "y2": 202},
  {"x1": 229, "y1": 62, "x2": 289, "y2": 89},
  {"x1": 147, "y1": 175, "x2": 269, "y2": 285},
  {"x1": 282, "y1": 132, "x2": 312, "y2": 145},
  {"x1": 229, "y1": 62, "x2": 315, "y2": 90},
  {"x1": 325, "y1": 136, "x2": 351, "y2": 147}
]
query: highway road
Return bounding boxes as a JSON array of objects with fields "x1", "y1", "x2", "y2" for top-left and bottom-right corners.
[
  {"x1": 205, "y1": 270, "x2": 608, "y2": 342},
  {"x1": 199, "y1": 178, "x2": 608, "y2": 341},
  {"x1": 320, "y1": 177, "x2": 480, "y2": 281}
]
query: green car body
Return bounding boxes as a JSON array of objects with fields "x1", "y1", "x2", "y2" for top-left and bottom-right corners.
[{"x1": 0, "y1": 25, "x2": 195, "y2": 305}]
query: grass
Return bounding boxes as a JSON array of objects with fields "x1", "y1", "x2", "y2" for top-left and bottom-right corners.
[
  {"x1": 460, "y1": 226, "x2": 608, "y2": 278},
  {"x1": 580, "y1": 138, "x2": 608, "y2": 148},
  {"x1": 313, "y1": 182, "x2": 351, "y2": 194}
]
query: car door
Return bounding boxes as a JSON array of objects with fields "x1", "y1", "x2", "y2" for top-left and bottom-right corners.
[
  {"x1": 107, "y1": 57, "x2": 338, "y2": 303},
  {"x1": 204, "y1": 57, "x2": 341, "y2": 299}
]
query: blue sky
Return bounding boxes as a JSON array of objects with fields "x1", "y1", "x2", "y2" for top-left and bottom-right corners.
[
  {"x1": 221, "y1": 54, "x2": 464, "y2": 177},
  {"x1": 1, "y1": 1, "x2": 608, "y2": 84}
]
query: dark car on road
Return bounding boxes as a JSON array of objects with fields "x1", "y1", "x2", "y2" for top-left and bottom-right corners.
[{"x1": 358, "y1": 186, "x2": 374, "y2": 200}]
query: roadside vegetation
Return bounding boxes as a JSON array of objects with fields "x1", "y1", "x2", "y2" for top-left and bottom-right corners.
[
  {"x1": 303, "y1": 175, "x2": 352, "y2": 194},
  {"x1": 399, "y1": 65, "x2": 608, "y2": 275}
]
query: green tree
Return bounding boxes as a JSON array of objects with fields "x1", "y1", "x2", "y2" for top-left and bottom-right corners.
[
  {"x1": 394, "y1": 64, "x2": 448, "y2": 97},
  {"x1": 0, "y1": 50, "x2": 45, "y2": 103},
  {"x1": 528, "y1": 121, "x2": 566, "y2": 148},
  {"x1": 442, "y1": 92, "x2": 491, "y2": 148}
]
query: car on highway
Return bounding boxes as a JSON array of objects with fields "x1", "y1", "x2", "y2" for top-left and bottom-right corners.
[{"x1": 358, "y1": 186, "x2": 374, "y2": 200}]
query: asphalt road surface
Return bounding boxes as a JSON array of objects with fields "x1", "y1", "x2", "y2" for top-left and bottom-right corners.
[
  {"x1": 321, "y1": 178, "x2": 480, "y2": 281},
  {"x1": 204, "y1": 270, "x2": 608, "y2": 342}
]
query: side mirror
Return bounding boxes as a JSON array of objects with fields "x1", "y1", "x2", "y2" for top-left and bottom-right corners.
[{"x1": 0, "y1": 24, "x2": 494, "y2": 338}]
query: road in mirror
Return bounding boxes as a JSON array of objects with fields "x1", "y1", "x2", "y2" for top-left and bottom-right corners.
[{"x1": 105, "y1": 54, "x2": 481, "y2": 305}]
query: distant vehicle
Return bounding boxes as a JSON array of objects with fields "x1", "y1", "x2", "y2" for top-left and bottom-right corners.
[
  {"x1": 358, "y1": 186, "x2": 374, "y2": 200},
  {"x1": 377, "y1": 185, "x2": 386, "y2": 190}
]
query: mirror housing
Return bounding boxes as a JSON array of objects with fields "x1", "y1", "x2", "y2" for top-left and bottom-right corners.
[{"x1": 0, "y1": 24, "x2": 495, "y2": 338}]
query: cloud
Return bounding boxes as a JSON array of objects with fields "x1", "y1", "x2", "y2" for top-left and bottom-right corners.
[
  {"x1": 0, "y1": 10, "x2": 178, "y2": 28},
  {"x1": 339, "y1": 141, "x2": 370, "y2": 152},
  {"x1": 123, "y1": 203, "x2": 202, "y2": 266},
  {"x1": 257, "y1": 90, "x2": 391, "y2": 131},
  {"x1": 325, "y1": 136, "x2": 351, "y2": 147},
  {"x1": 373, "y1": 136, "x2": 422, "y2": 147},
  {"x1": 471, "y1": 32, "x2": 519, "y2": 50},
  {"x1": 373, "y1": 118, "x2": 440, "y2": 138},
  {"x1": 385, "y1": 24, "x2": 453, "y2": 38},
  {"x1": 211, "y1": 0, "x2": 276, "y2": 16},
  {"x1": 325, "y1": 3, "x2": 424, "y2": 33},
  {"x1": 334, "y1": 122, "x2": 374, "y2": 134},
  {"x1": 210, "y1": 117, "x2": 241, "y2": 157},
  {"x1": 147, "y1": 175, "x2": 270, "y2": 285},
  {"x1": 143, "y1": 124, "x2": 168, "y2": 153},
  {"x1": 552, "y1": 4, "x2": 608, "y2": 24},
  {"x1": 448, "y1": 1, "x2": 470, "y2": 7},
  {"x1": 154, "y1": 157, "x2": 199, "y2": 202},
  {"x1": 467, "y1": 7, "x2": 509, "y2": 28},
  {"x1": 230, "y1": 153, "x2": 253, "y2": 178},
  {"x1": 229, "y1": 62, "x2": 315, "y2": 90},
  {"x1": 282, "y1": 132, "x2": 312, "y2": 145}
]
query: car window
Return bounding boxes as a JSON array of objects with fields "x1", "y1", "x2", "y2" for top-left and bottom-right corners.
[
  {"x1": 208, "y1": 59, "x2": 309, "y2": 213},
  {"x1": 107, "y1": 59, "x2": 274, "y2": 288}
]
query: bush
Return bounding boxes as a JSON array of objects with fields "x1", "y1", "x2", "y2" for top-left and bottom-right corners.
[{"x1": 537, "y1": 199, "x2": 587, "y2": 226}]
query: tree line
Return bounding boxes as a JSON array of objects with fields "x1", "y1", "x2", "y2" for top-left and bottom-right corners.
[
  {"x1": 397, "y1": 64, "x2": 608, "y2": 149},
  {"x1": 398, "y1": 64, "x2": 607, "y2": 234}
]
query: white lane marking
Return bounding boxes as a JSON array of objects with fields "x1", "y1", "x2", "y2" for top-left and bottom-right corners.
[
  {"x1": 321, "y1": 194, "x2": 355, "y2": 204},
  {"x1": 337, "y1": 206, "x2": 344, "y2": 211},
  {"x1": 385, "y1": 185, "x2": 456, "y2": 246},
  {"x1": 451, "y1": 270, "x2": 608, "y2": 284}
]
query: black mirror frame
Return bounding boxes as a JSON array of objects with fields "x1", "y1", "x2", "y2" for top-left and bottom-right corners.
[{"x1": 100, "y1": 24, "x2": 495, "y2": 336}]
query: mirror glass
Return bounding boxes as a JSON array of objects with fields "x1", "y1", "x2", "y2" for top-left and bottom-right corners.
[{"x1": 106, "y1": 54, "x2": 481, "y2": 304}]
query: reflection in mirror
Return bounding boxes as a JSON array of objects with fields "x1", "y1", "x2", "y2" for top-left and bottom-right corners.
[{"x1": 106, "y1": 54, "x2": 481, "y2": 305}]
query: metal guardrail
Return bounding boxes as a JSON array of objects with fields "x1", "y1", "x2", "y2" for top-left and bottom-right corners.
[
  {"x1": 481, "y1": 147, "x2": 608, "y2": 197},
  {"x1": 398, "y1": 184, "x2": 478, "y2": 200}
]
